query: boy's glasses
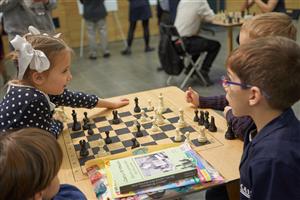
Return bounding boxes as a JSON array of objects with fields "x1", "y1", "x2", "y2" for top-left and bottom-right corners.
[
  {"x1": 221, "y1": 75, "x2": 252, "y2": 89},
  {"x1": 221, "y1": 75, "x2": 271, "y2": 99}
]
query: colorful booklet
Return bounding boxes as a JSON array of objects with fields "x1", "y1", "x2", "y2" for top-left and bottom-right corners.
[{"x1": 107, "y1": 145, "x2": 198, "y2": 194}]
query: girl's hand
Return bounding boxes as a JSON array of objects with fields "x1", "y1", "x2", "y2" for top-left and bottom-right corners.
[{"x1": 185, "y1": 87, "x2": 200, "y2": 107}]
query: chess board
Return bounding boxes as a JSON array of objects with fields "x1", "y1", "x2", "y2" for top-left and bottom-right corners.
[{"x1": 62, "y1": 106, "x2": 224, "y2": 181}]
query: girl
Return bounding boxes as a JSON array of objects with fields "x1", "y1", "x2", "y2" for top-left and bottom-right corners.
[
  {"x1": 0, "y1": 128, "x2": 87, "y2": 200},
  {"x1": 0, "y1": 27, "x2": 129, "y2": 136}
]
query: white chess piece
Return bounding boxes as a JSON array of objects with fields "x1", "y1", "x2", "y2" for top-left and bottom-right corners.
[
  {"x1": 147, "y1": 99, "x2": 154, "y2": 111},
  {"x1": 156, "y1": 110, "x2": 166, "y2": 125},
  {"x1": 198, "y1": 127, "x2": 208, "y2": 143},
  {"x1": 132, "y1": 120, "x2": 138, "y2": 132},
  {"x1": 174, "y1": 128, "x2": 182, "y2": 142},
  {"x1": 151, "y1": 119, "x2": 159, "y2": 132},
  {"x1": 177, "y1": 108, "x2": 186, "y2": 128},
  {"x1": 158, "y1": 93, "x2": 166, "y2": 113},
  {"x1": 185, "y1": 131, "x2": 190, "y2": 143},
  {"x1": 140, "y1": 110, "x2": 147, "y2": 122},
  {"x1": 97, "y1": 139, "x2": 108, "y2": 157}
]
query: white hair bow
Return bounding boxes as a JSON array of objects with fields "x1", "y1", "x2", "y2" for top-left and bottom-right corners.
[{"x1": 10, "y1": 35, "x2": 50, "y2": 80}]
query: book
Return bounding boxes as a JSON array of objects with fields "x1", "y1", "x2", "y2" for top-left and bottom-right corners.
[{"x1": 108, "y1": 145, "x2": 198, "y2": 194}]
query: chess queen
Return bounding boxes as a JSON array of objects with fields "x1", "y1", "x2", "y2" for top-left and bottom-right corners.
[{"x1": 0, "y1": 26, "x2": 129, "y2": 136}]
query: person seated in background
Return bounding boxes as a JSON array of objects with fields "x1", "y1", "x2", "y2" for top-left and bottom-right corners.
[
  {"x1": 0, "y1": 128, "x2": 87, "y2": 200},
  {"x1": 174, "y1": 0, "x2": 221, "y2": 85},
  {"x1": 241, "y1": 0, "x2": 286, "y2": 13}
]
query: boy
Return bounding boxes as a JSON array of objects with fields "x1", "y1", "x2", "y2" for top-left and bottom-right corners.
[
  {"x1": 224, "y1": 36, "x2": 300, "y2": 199},
  {"x1": 0, "y1": 128, "x2": 87, "y2": 200},
  {"x1": 186, "y1": 12, "x2": 297, "y2": 140},
  {"x1": 80, "y1": 0, "x2": 110, "y2": 59}
]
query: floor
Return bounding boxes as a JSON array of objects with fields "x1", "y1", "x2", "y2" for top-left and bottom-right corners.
[{"x1": 1, "y1": 21, "x2": 300, "y2": 200}]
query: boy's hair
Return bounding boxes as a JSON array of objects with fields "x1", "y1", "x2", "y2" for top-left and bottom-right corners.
[
  {"x1": 227, "y1": 36, "x2": 300, "y2": 110},
  {"x1": 241, "y1": 12, "x2": 297, "y2": 41},
  {"x1": 0, "y1": 128, "x2": 63, "y2": 200},
  {"x1": 10, "y1": 34, "x2": 72, "y2": 80}
]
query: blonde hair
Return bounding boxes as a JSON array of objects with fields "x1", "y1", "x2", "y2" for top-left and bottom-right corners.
[
  {"x1": 241, "y1": 12, "x2": 297, "y2": 41},
  {"x1": 0, "y1": 128, "x2": 63, "y2": 200}
]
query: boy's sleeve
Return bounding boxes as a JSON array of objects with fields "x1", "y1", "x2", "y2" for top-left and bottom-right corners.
[
  {"x1": 199, "y1": 95, "x2": 228, "y2": 111},
  {"x1": 49, "y1": 89, "x2": 99, "y2": 109},
  {"x1": 249, "y1": 159, "x2": 300, "y2": 200}
]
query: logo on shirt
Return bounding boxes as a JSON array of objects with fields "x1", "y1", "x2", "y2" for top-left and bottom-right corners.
[{"x1": 240, "y1": 184, "x2": 251, "y2": 199}]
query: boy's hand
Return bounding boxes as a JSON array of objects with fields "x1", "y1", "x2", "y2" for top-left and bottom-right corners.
[
  {"x1": 223, "y1": 106, "x2": 232, "y2": 117},
  {"x1": 185, "y1": 87, "x2": 199, "y2": 107},
  {"x1": 109, "y1": 98, "x2": 129, "y2": 109}
]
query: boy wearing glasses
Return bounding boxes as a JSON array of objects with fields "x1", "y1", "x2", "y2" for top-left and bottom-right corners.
[
  {"x1": 186, "y1": 12, "x2": 297, "y2": 140},
  {"x1": 223, "y1": 36, "x2": 300, "y2": 199}
]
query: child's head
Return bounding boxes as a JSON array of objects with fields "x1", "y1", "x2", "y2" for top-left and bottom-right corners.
[
  {"x1": 0, "y1": 128, "x2": 63, "y2": 200},
  {"x1": 225, "y1": 36, "x2": 300, "y2": 116},
  {"x1": 10, "y1": 32, "x2": 73, "y2": 95},
  {"x1": 239, "y1": 12, "x2": 297, "y2": 45}
]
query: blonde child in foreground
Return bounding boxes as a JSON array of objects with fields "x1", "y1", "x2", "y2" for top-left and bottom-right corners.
[
  {"x1": 0, "y1": 27, "x2": 129, "y2": 136},
  {"x1": 0, "y1": 128, "x2": 87, "y2": 200}
]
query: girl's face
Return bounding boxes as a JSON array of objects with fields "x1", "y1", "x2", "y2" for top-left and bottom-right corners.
[
  {"x1": 40, "y1": 175, "x2": 60, "y2": 200},
  {"x1": 39, "y1": 49, "x2": 72, "y2": 95}
]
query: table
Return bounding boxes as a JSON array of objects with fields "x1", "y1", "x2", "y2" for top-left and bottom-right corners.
[{"x1": 57, "y1": 86, "x2": 243, "y2": 200}]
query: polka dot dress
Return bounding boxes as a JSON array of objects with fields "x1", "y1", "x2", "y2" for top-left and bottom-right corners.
[{"x1": 0, "y1": 85, "x2": 98, "y2": 136}]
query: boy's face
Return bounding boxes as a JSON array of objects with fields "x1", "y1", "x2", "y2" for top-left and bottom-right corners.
[
  {"x1": 224, "y1": 69, "x2": 251, "y2": 117},
  {"x1": 42, "y1": 175, "x2": 60, "y2": 200}
]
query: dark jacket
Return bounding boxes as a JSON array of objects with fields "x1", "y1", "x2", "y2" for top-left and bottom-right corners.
[{"x1": 80, "y1": 0, "x2": 107, "y2": 22}]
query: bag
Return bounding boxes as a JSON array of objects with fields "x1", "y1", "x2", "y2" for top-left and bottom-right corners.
[{"x1": 158, "y1": 33, "x2": 184, "y2": 75}]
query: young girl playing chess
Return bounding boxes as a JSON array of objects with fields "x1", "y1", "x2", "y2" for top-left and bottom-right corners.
[{"x1": 0, "y1": 27, "x2": 129, "y2": 136}]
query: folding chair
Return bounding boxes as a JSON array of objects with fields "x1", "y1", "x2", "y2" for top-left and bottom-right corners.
[{"x1": 160, "y1": 24, "x2": 208, "y2": 88}]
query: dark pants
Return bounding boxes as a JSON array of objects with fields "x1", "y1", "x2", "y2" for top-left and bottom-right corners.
[
  {"x1": 206, "y1": 185, "x2": 230, "y2": 200},
  {"x1": 183, "y1": 36, "x2": 221, "y2": 73},
  {"x1": 127, "y1": 19, "x2": 150, "y2": 48}
]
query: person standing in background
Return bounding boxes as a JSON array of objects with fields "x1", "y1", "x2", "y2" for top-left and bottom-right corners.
[
  {"x1": 0, "y1": 13, "x2": 9, "y2": 84},
  {"x1": 0, "y1": 0, "x2": 57, "y2": 41},
  {"x1": 80, "y1": 0, "x2": 110, "y2": 60},
  {"x1": 241, "y1": 0, "x2": 286, "y2": 13},
  {"x1": 121, "y1": 0, "x2": 154, "y2": 55}
]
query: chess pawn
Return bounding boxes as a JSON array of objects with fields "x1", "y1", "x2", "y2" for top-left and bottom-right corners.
[
  {"x1": 225, "y1": 121, "x2": 235, "y2": 140},
  {"x1": 132, "y1": 120, "x2": 138, "y2": 132},
  {"x1": 198, "y1": 111, "x2": 204, "y2": 126},
  {"x1": 79, "y1": 140, "x2": 89, "y2": 157},
  {"x1": 97, "y1": 139, "x2": 108, "y2": 157},
  {"x1": 131, "y1": 138, "x2": 140, "y2": 149},
  {"x1": 158, "y1": 93, "x2": 166, "y2": 114},
  {"x1": 147, "y1": 99, "x2": 154, "y2": 111},
  {"x1": 177, "y1": 108, "x2": 186, "y2": 128},
  {"x1": 204, "y1": 111, "x2": 210, "y2": 129},
  {"x1": 208, "y1": 116, "x2": 217, "y2": 132},
  {"x1": 174, "y1": 128, "x2": 182, "y2": 142},
  {"x1": 198, "y1": 127, "x2": 208, "y2": 144},
  {"x1": 134, "y1": 97, "x2": 141, "y2": 113},
  {"x1": 156, "y1": 109, "x2": 166, "y2": 125},
  {"x1": 151, "y1": 118, "x2": 159, "y2": 132},
  {"x1": 185, "y1": 131, "x2": 190, "y2": 143},
  {"x1": 193, "y1": 109, "x2": 199, "y2": 122},
  {"x1": 140, "y1": 110, "x2": 147, "y2": 122}
]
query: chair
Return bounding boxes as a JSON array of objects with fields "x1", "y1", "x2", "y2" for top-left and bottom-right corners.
[{"x1": 159, "y1": 24, "x2": 208, "y2": 88}]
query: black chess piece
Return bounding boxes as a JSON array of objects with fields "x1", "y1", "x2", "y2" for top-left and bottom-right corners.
[
  {"x1": 204, "y1": 111, "x2": 210, "y2": 129},
  {"x1": 82, "y1": 118, "x2": 89, "y2": 130},
  {"x1": 135, "y1": 123, "x2": 143, "y2": 137},
  {"x1": 131, "y1": 138, "x2": 140, "y2": 149},
  {"x1": 87, "y1": 124, "x2": 94, "y2": 135},
  {"x1": 225, "y1": 120, "x2": 235, "y2": 140},
  {"x1": 134, "y1": 97, "x2": 141, "y2": 113},
  {"x1": 193, "y1": 110, "x2": 199, "y2": 122},
  {"x1": 241, "y1": 11, "x2": 245, "y2": 18},
  {"x1": 237, "y1": 17, "x2": 240, "y2": 23},
  {"x1": 198, "y1": 111, "x2": 204, "y2": 126},
  {"x1": 208, "y1": 116, "x2": 217, "y2": 132},
  {"x1": 112, "y1": 110, "x2": 120, "y2": 124},
  {"x1": 228, "y1": 16, "x2": 233, "y2": 24},
  {"x1": 104, "y1": 131, "x2": 112, "y2": 144},
  {"x1": 72, "y1": 110, "x2": 81, "y2": 131},
  {"x1": 84, "y1": 111, "x2": 90, "y2": 123},
  {"x1": 79, "y1": 140, "x2": 89, "y2": 157}
]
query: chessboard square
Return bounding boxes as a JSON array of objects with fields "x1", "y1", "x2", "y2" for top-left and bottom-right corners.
[
  {"x1": 164, "y1": 130, "x2": 177, "y2": 138},
  {"x1": 93, "y1": 116, "x2": 107, "y2": 123},
  {"x1": 79, "y1": 155, "x2": 95, "y2": 166},
  {"x1": 137, "y1": 135, "x2": 153, "y2": 144},
  {"x1": 156, "y1": 138, "x2": 174, "y2": 145},
  {"x1": 109, "y1": 136, "x2": 121, "y2": 143},
  {"x1": 108, "y1": 119, "x2": 123, "y2": 125},
  {"x1": 122, "y1": 139, "x2": 134, "y2": 148},
  {"x1": 92, "y1": 147, "x2": 99, "y2": 155},
  {"x1": 160, "y1": 124, "x2": 176, "y2": 132},
  {"x1": 115, "y1": 127, "x2": 130, "y2": 135},
  {"x1": 72, "y1": 136, "x2": 88, "y2": 146},
  {"x1": 191, "y1": 139, "x2": 210, "y2": 147},
  {"x1": 181, "y1": 126, "x2": 196, "y2": 133},
  {"x1": 70, "y1": 131, "x2": 85, "y2": 139},
  {"x1": 164, "y1": 108, "x2": 172, "y2": 113},
  {"x1": 168, "y1": 116, "x2": 179, "y2": 123},
  {"x1": 87, "y1": 134, "x2": 101, "y2": 141},
  {"x1": 124, "y1": 121, "x2": 135, "y2": 127},
  {"x1": 142, "y1": 122, "x2": 152, "y2": 129},
  {"x1": 133, "y1": 114, "x2": 141, "y2": 119},
  {"x1": 142, "y1": 141, "x2": 157, "y2": 146},
  {"x1": 118, "y1": 133, "x2": 135, "y2": 141},
  {"x1": 133, "y1": 130, "x2": 147, "y2": 137},
  {"x1": 118, "y1": 111, "x2": 132, "y2": 117},
  {"x1": 98, "y1": 126, "x2": 113, "y2": 133},
  {"x1": 111, "y1": 148, "x2": 127, "y2": 155},
  {"x1": 151, "y1": 132, "x2": 168, "y2": 141},
  {"x1": 106, "y1": 141, "x2": 123, "y2": 151},
  {"x1": 89, "y1": 123, "x2": 97, "y2": 129}
]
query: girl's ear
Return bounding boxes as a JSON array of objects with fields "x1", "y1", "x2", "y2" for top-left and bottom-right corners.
[
  {"x1": 32, "y1": 191, "x2": 43, "y2": 200},
  {"x1": 31, "y1": 72, "x2": 46, "y2": 85},
  {"x1": 249, "y1": 86, "x2": 263, "y2": 106}
]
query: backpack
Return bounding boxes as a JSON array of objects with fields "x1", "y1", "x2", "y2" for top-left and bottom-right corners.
[{"x1": 158, "y1": 33, "x2": 184, "y2": 75}]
